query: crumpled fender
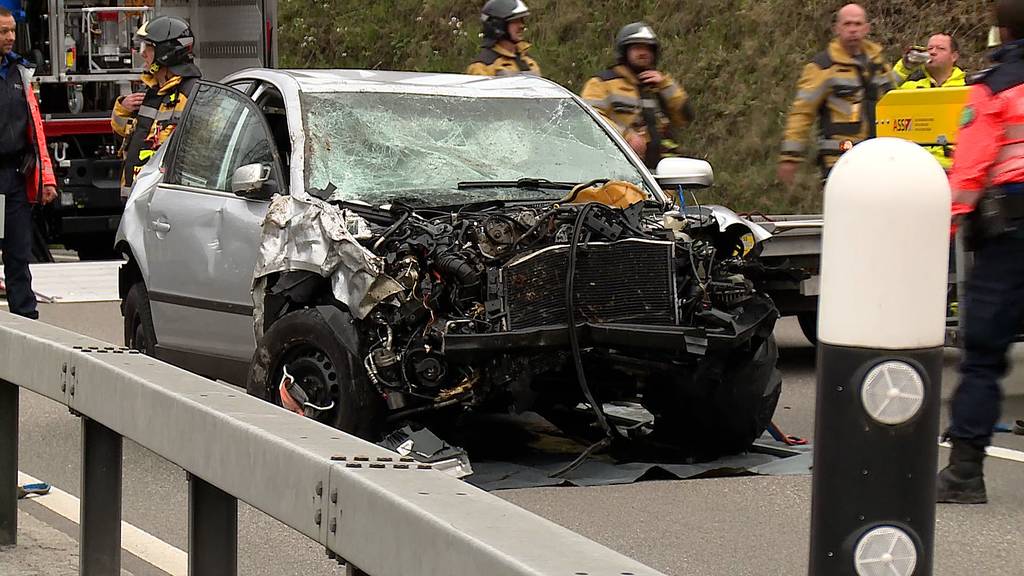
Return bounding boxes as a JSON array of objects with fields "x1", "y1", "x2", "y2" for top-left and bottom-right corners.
[
  {"x1": 704, "y1": 204, "x2": 773, "y2": 245},
  {"x1": 315, "y1": 304, "x2": 364, "y2": 359}
]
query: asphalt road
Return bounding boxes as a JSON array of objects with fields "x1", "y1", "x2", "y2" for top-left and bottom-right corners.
[{"x1": 11, "y1": 301, "x2": 1024, "y2": 575}]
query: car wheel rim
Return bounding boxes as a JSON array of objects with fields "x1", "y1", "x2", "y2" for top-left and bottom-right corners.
[{"x1": 274, "y1": 344, "x2": 339, "y2": 423}]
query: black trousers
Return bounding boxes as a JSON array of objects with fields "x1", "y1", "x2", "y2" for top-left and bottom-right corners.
[
  {"x1": 949, "y1": 225, "x2": 1024, "y2": 446},
  {"x1": 0, "y1": 168, "x2": 38, "y2": 319}
]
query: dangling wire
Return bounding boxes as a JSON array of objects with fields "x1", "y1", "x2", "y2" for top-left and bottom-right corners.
[{"x1": 564, "y1": 203, "x2": 616, "y2": 440}]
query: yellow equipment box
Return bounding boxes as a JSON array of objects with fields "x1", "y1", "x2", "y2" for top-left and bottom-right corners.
[{"x1": 875, "y1": 86, "x2": 971, "y2": 146}]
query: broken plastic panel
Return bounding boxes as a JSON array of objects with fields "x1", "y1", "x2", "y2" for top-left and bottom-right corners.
[{"x1": 300, "y1": 92, "x2": 650, "y2": 206}]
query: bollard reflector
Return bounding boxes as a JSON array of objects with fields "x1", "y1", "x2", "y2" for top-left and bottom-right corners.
[
  {"x1": 854, "y1": 526, "x2": 918, "y2": 576},
  {"x1": 860, "y1": 361, "x2": 925, "y2": 425}
]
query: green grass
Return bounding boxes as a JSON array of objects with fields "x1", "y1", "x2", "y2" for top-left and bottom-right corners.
[{"x1": 279, "y1": 0, "x2": 990, "y2": 213}]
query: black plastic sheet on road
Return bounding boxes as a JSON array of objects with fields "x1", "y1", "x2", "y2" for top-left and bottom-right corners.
[{"x1": 454, "y1": 413, "x2": 813, "y2": 491}]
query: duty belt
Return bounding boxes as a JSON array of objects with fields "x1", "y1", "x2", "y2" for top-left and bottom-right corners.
[{"x1": 995, "y1": 188, "x2": 1024, "y2": 218}]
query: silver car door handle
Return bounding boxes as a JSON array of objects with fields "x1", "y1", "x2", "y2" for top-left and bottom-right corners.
[{"x1": 151, "y1": 220, "x2": 171, "y2": 233}]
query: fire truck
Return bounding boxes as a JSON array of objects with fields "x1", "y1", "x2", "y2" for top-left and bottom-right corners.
[{"x1": 8, "y1": 0, "x2": 277, "y2": 259}]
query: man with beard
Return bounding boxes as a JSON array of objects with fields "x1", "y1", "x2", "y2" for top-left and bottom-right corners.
[{"x1": 581, "y1": 22, "x2": 694, "y2": 169}]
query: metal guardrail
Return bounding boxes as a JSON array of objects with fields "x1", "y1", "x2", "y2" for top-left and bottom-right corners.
[{"x1": 0, "y1": 310, "x2": 665, "y2": 576}]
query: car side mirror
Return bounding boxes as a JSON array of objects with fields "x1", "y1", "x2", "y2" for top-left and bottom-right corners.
[
  {"x1": 654, "y1": 157, "x2": 714, "y2": 189},
  {"x1": 231, "y1": 163, "x2": 277, "y2": 200}
]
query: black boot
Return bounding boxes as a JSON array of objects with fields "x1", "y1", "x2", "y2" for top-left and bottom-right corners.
[{"x1": 936, "y1": 439, "x2": 987, "y2": 504}]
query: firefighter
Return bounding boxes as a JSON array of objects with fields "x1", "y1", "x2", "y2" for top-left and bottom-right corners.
[
  {"x1": 938, "y1": 0, "x2": 1024, "y2": 505},
  {"x1": 111, "y1": 16, "x2": 201, "y2": 199},
  {"x1": 777, "y1": 3, "x2": 901, "y2": 185},
  {"x1": 466, "y1": 0, "x2": 541, "y2": 77},
  {"x1": 580, "y1": 22, "x2": 694, "y2": 170},
  {"x1": 895, "y1": 34, "x2": 967, "y2": 170},
  {"x1": 0, "y1": 7, "x2": 56, "y2": 320}
]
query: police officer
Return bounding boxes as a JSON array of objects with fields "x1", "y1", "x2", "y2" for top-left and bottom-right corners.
[
  {"x1": 111, "y1": 16, "x2": 201, "y2": 199},
  {"x1": 466, "y1": 0, "x2": 541, "y2": 77},
  {"x1": 581, "y1": 22, "x2": 694, "y2": 169},
  {"x1": 778, "y1": 3, "x2": 901, "y2": 185},
  {"x1": 938, "y1": 0, "x2": 1024, "y2": 505},
  {"x1": 0, "y1": 7, "x2": 56, "y2": 320}
]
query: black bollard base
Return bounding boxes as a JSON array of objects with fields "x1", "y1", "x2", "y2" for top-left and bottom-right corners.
[{"x1": 809, "y1": 343, "x2": 943, "y2": 576}]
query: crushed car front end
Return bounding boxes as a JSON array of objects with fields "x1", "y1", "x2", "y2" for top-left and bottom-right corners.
[{"x1": 248, "y1": 74, "x2": 783, "y2": 458}]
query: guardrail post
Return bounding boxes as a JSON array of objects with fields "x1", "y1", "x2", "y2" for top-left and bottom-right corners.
[
  {"x1": 809, "y1": 138, "x2": 949, "y2": 576},
  {"x1": 189, "y1": 473, "x2": 237, "y2": 576},
  {"x1": 0, "y1": 380, "x2": 17, "y2": 546},
  {"x1": 81, "y1": 417, "x2": 123, "y2": 575}
]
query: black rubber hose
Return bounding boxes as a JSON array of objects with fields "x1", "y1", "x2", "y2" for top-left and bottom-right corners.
[
  {"x1": 435, "y1": 254, "x2": 480, "y2": 287},
  {"x1": 565, "y1": 203, "x2": 615, "y2": 440}
]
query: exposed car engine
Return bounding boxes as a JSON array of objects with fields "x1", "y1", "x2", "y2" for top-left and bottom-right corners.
[{"x1": 253, "y1": 189, "x2": 784, "y2": 458}]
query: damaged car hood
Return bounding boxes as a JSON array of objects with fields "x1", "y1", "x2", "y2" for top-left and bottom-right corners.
[{"x1": 254, "y1": 194, "x2": 404, "y2": 321}]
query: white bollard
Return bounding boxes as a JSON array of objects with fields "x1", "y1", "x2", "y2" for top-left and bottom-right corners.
[{"x1": 809, "y1": 138, "x2": 950, "y2": 576}]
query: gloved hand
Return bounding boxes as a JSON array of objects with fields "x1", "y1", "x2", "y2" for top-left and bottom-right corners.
[{"x1": 903, "y1": 45, "x2": 930, "y2": 69}]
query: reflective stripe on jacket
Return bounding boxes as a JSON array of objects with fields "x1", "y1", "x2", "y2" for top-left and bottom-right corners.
[
  {"x1": 466, "y1": 42, "x2": 541, "y2": 77},
  {"x1": 780, "y1": 39, "x2": 900, "y2": 168},
  {"x1": 949, "y1": 44, "x2": 1024, "y2": 217},
  {"x1": 894, "y1": 62, "x2": 966, "y2": 170},
  {"x1": 580, "y1": 64, "x2": 693, "y2": 165},
  {"x1": 111, "y1": 72, "x2": 195, "y2": 196}
]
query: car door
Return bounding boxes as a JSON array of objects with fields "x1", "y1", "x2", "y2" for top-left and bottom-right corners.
[{"x1": 144, "y1": 81, "x2": 284, "y2": 376}]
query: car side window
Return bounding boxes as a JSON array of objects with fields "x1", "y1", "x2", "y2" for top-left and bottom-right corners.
[{"x1": 168, "y1": 83, "x2": 277, "y2": 193}]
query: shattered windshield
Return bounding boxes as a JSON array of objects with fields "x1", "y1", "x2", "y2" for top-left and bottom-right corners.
[{"x1": 301, "y1": 92, "x2": 651, "y2": 206}]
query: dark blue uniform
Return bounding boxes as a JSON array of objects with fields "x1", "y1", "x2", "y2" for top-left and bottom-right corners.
[
  {"x1": 0, "y1": 51, "x2": 37, "y2": 319},
  {"x1": 939, "y1": 39, "x2": 1024, "y2": 504}
]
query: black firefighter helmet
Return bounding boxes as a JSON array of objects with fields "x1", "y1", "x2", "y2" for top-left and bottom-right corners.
[
  {"x1": 481, "y1": 0, "x2": 530, "y2": 47},
  {"x1": 134, "y1": 16, "x2": 198, "y2": 76},
  {"x1": 615, "y1": 22, "x2": 660, "y2": 64}
]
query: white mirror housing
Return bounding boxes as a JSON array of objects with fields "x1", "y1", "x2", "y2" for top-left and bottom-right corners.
[{"x1": 654, "y1": 157, "x2": 714, "y2": 189}]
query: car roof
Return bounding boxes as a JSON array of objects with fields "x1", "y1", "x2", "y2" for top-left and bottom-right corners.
[{"x1": 223, "y1": 68, "x2": 575, "y2": 99}]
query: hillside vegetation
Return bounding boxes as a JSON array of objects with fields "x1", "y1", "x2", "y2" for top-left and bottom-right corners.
[{"x1": 279, "y1": 0, "x2": 990, "y2": 213}]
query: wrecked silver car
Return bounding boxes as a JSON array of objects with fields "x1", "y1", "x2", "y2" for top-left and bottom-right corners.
[{"x1": 116, "y1": 70, "x2": 782, "y2": 458}]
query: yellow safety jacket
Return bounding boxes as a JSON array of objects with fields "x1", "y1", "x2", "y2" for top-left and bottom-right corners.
[
  {"x1": 111, "y1": 71, "x2": 196, "y2": 197},
  {"x1": 780, "y1": 39, "x2": 901, "y2": 170},
  {"x1": 466, "y1": 42, "x2": 541, "y2": 77},
  {"x1": 580, "y1": 64, "x2": 694, "y2": 168},
  {"x1": 893, "y1": 61, "x2": 967, "y2": 169}
]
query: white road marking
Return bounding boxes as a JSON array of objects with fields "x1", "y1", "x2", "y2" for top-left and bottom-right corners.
[
  {"x1": 939, "y1": 441, "x2": 1024, "y2": 464},
  {"x1": 18, "y1": 471, "x2": 187, "y2": 576}
]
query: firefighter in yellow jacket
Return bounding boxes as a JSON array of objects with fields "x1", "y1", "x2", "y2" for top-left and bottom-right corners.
[
  {"x1": 581, "y1": 22, "x2": 694, "y2": 169},
  {"x1": 777, "y1": 3, "x2": 901, "y2": 185},
  {"x1": 893, "y1": 33, "x2": 966, "y2": 170},
  {"x1": 111, "y1": 16, "x2": 201, "y2": 199},
  {"x1": 466, "y1": 0, "x2": 541, "y2": 77}
]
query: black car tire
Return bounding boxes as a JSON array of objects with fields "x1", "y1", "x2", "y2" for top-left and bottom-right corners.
[
  {"x1": 651, "y1": 334, "x2": 782, "y2": 458},
  {"x1": 246, "y1": 308, "x2": 382, "y2": 440},
  {"x1": 123, "y1": 282, "x2": 157, "y2": 356},
  {"x1": 797, "y1": 311, "x2": 818, "y2": 345}
]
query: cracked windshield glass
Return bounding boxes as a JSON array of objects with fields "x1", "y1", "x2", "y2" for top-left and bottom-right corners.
[{"x1": 301, "y1": 92, "x2": 650, "y2": 206}]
